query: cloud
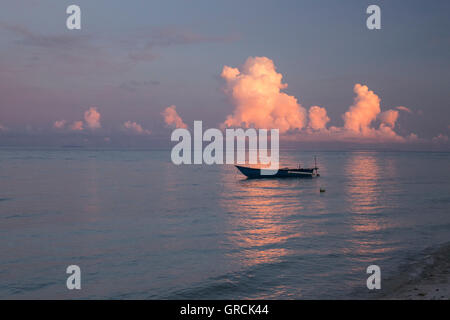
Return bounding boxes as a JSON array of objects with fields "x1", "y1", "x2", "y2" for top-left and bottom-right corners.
[
  {"x1": 162, "y1": 105, "x2": 187, "y2": 129},
  {"x1": 218, "y1": 57, "x2": 413, "y2": 143},
  {"x1": 343, "y1": 84, "x2": 381, "y2": 133},
  {"x1": 378, "y1": 109, "x2": 399, "y2": 128},
  {"x1": 219, "y1": 57, "x2": 415, "y2": 143},
  {"x1": 53, "y1": 120, "x2": 66, "y2": 129},
  {"x1": 84, "y1": 107, "x2": 101, "y2": 129},
  {"x1": 70, "y1": 121, "x2": 84, "y2": 131},
  {"x1": 396, "y1": 106, "x2": 412, "y2": 113},
  {"x1": 0, "y1": 22, "x2": 132, "y2": 77},
  {"x1": 221, "y1": 56, "x2": 307, "y2": 133},
  {"x1": 432, "y1": 133, "x2": 449, "y2": 144},
  {"x1": 308, "y1": 106, "x2": 330, "y2": 131},
  {"x1": 127, "y1": 27, "x2": 237, "y2": 63},
  {"x1": 123, "y1": 121, "x2": 151, "y2": 135},
  {"x1": 144, "y1": 27, "x2": 236, "y2": 49},
  {"x1": 407, "y1": 133, "x2": 420, "y2": 142},
  {"x1": 323, "y1": 84, "x2": 407, "y2": 142},
  {"x1": 53, "y1": 108, "x2": 100, "y2": 132},
  {"x1": 0, "y1": 22, "x2": 91, "y2": 50}
]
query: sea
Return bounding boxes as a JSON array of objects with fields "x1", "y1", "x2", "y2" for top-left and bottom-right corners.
[{"x1": 0, "y1": 148, "x2": 449, "y2": 299}]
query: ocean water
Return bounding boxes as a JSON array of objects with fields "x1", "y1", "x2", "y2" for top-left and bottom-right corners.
[{"x1": 0, "y1": 148, "x2": 449, "y2": 299}]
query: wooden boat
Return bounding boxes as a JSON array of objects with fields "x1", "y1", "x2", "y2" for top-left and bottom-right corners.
[
  {"x1": 235, "y1": 157, "x2": 319, "y2": 179},
  {"x1": 235, "y1": 165, "x2": 318, "y2": 179}
]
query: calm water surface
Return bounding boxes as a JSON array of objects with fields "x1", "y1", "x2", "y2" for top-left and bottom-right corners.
[{"x1": 0, "y1": 149, "x2": 449, "y2": 299}]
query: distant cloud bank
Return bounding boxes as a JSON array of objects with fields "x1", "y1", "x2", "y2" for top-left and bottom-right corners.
[
  {"x1": 6, "y1": 54, "x2": 448, "y2": 149},
  {"x1": 53, "y1": 107, "x2": 101, "y2": 132}
]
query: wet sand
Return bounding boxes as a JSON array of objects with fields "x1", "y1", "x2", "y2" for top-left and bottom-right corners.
[{"x1": 380, "y1": 243, "x2": 450, "y2": 300}]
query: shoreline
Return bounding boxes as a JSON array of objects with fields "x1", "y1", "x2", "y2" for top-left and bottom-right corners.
[{"x1": 379, "y1": 242, "x2": 450, "y2": 300}]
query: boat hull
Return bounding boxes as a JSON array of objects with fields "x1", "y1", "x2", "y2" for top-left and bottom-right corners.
[{"x1": 235, "y1": 165, "x2": 316, "y2": 179}]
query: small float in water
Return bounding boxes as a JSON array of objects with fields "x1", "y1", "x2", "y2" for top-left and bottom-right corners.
[{"x1": 235, "y1": 157, "x2": 320, "y2": 179}]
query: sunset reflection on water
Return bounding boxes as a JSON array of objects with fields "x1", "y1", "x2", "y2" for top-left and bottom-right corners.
[
  {"x1": 344, "y1": 152, "x2": 398, "y2": 261},
  {"x1": 220, "y1": 159, "x2": 327, "y2": 269}
]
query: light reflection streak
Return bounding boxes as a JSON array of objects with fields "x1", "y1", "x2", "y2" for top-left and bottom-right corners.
[
  {"x1": 344, "y1": 152, "x2": 395, "y2": 259},
  {"x1": 220, "y1": 160, "x2": 327, "y2": 268}
]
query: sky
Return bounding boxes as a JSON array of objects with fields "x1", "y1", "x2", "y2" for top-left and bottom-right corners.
[{"x1": 0, "y1": 0, "x2": 449, "y2": 149}]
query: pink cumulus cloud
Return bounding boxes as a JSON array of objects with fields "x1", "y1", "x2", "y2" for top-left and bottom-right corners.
[
  {"x1": 84, "y1": 107, "x2": 101, "y2": 129},
  {"x1": 162, "y1": 105, "x2": 187, "y2": 129},
  {"x1": 221, "y1": 56, "x2": 306, "y2": 133},
  {"x1": 219, "y1": 57, "x2": 423, "y2": 144},
  {"x1": 70, "y1": 121, "x2": 84, "y2": 131},
  {"x1": 308, "y1": 106, "x2": 330, "y2": 131},
  {"x1": 53, "y1": 120, "x2": 67, "y2": 129},
  {"x1": 379, "y1": 109, "x2": 399, "y2": 128},
  {"x1": 343, "y1": 84, "x2": 381, "y2": 134},
  {"x1": 123, "y1": 121, "x2": 151, "y2": 135}
]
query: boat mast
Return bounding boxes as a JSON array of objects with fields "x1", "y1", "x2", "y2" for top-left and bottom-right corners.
[{"x1": 314, "y1": 156, "x2": 318, "y2": 174}]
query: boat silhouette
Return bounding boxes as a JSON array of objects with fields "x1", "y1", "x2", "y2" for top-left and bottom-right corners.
[{"x1": 235, "y1": 157, "x2": 319, "y2": 179}]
